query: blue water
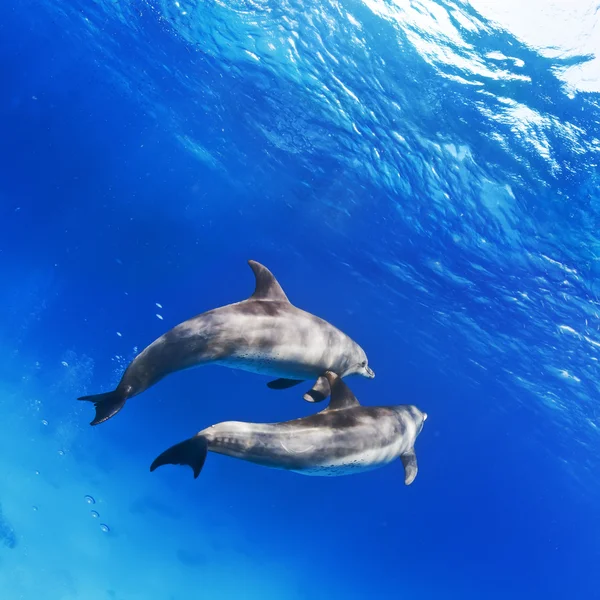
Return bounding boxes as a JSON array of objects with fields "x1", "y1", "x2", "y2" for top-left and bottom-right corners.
[{"x1": 1, "y1": 0, "x2": 599, "y2": 598}]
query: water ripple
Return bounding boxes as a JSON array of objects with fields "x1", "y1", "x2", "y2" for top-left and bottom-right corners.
[{"x1": 37, "y1": 0, "x2": 600, "y2": 476}]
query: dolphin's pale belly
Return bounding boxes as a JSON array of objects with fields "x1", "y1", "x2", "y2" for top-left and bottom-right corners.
[
  {"x1": 214, "y1": 351, "x2": 335, "y2": 379},
  {"x1": 291, "y1": 442, "x2": 404, "y2": 477}
]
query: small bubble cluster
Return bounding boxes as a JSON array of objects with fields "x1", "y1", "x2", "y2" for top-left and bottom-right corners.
[{"x1": 83, "y1": 496, "x2": 110, "y2": 532}]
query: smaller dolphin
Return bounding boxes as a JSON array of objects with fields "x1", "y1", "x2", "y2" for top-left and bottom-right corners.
[
  {"x1": 150, "y1": 372, "x2": 427, "y2": 484},
  {"x1": 78, "y1": 260, "x2": 374, "y2": 426}
]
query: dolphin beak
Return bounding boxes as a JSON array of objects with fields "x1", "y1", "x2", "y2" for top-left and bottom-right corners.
[{"x1": 365, "y1": 366, "x2": 375, "y2": 378}]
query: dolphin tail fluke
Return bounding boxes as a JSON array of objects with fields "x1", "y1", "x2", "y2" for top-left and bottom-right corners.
[
  {"x1": 77, "y1": 390, "x2": 127, "y2": 426},
  {"x1": 150, "y1": 435, "x2": 208, "y2": 479}
]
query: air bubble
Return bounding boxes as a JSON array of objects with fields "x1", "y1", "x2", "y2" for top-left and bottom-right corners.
[
  {"x1": 32, "y1": 506, "x2": 38, "y2": 511},
  {"x1": 84, "y1": 495, "x2": 96, "y2": 505},
  {"x1": 41, "y1": 420, "x2": 48, "y2": 426},
  {"x1": 90, "y1": 510, "x2": 99, "y2": 518},
  {"x1": 100, "y1": 524, "x2": 110, "y2": 533}
]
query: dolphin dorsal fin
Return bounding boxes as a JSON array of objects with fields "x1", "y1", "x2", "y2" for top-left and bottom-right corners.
[
  {"x1": 322, "y1": 371, "x2": 360, "y2": 411},
  {"x1": 248, "y1": 260, "x2": 290, "y2": 302}
]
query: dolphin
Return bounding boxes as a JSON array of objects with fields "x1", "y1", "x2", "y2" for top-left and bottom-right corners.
[
  {"x1": 78, "y1": 261, "x2": 374, "y2": 426},
  {"x1": 150, "y1": 371, "x2": 427, "y2": 484}
]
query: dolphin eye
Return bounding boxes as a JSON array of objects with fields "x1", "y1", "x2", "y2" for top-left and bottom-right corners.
[{"x1": 361, "y1": 360, "x2": 367, "y2": 367}]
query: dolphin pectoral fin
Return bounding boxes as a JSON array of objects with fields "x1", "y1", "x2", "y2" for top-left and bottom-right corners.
[
  {"x1": 267, "y1": 378, "x2": 304, "y2": 390},
  {"x1": 247, "y1": 260, "x2": 290, "y2": 302},
  {"x1": 150, "y1": 435, "x2": 208, "y2": 479},
  {"x1": 320, "y1": 371, "x2": 360, "y2": 410},
  {"x1": 401, "y1": 450, "x2": 418, "y2": 485},
  {"x1": 303, "y1": 375, "x2": 331, "y2": 403}
]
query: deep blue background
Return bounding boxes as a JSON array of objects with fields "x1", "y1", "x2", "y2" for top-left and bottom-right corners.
[{"x1": 1, "y1": 0, "x2": 599, "y2": 598}]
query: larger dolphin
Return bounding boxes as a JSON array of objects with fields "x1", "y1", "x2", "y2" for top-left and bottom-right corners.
[
  {"x1": 150, "y1": 371, "x2": 427, "y2": 484},
  {"x1": 79, "y1": 260, "x2": 374, "y2": 425}
]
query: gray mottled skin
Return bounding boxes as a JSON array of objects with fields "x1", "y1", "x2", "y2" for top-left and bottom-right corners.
[
  {"x1": 129, "y1": 294, "x2": 369, "y2": 391},
  {"x1": 79, "y1": 260, "x2": 374, "y2": 425},
  {"x1": 203, "y1": 406, "x2": 424, "y2": 477},
  {"x1": 150, "y1": 372, "x2": 427, "y2": 484}
]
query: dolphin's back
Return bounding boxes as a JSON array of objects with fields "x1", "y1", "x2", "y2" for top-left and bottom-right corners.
[{"x1": 169, "y1": 300, "x2": 363, "y2": 379}]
